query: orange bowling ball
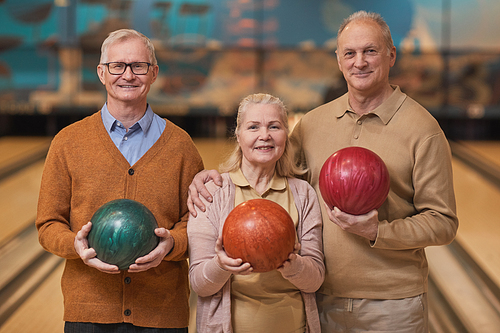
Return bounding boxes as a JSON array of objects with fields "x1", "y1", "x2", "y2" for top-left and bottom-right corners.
[{"x1": 222, "y1": 199, "x2": 296, "y2": 273}]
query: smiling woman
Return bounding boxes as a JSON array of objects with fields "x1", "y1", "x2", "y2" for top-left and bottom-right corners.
[
  {"x1": 187, "y1": 93, "x2": 325, "y2": 333},
  {"x1": 219, "y1": 93, "x2": 303, "y2": 184},
  {"x1": 235, "y1": 102, "x2": 287, "y2": 193}
]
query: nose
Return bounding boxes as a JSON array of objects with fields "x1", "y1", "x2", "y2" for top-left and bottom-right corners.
[
  {"x1": 354, "y1": 53, "x2": 367, "y2": 68},
  {"x1": 259, "y1": 127, "x2": 271, "y2": 140},
  {"x1": 121, "y1": 65, "x2": 136, "y2": 79}
]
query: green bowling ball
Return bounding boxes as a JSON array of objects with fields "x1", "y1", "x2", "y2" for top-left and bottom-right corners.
[{"x1": 88, "y1": 199, "x2": 160, "y2": 270}]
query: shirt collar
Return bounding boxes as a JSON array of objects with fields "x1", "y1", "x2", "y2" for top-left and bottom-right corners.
[
  {"x1": 229, "y1": 168, "x2": 287, "y2": 191},
  {"x1": 101, "y1": 103, "x2": 155, "y2": 132},
  {"x1": 335, "y1": 85, "x2": 407, "y2": 125}
]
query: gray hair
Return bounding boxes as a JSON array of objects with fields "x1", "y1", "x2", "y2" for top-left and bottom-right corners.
[
  {"x1": 220, "y1": 93, "x2": 304, "y2": 177},
  {"x1": 337, "y1": 11, "x2": 394, "y2": 54},
  {"x1": 100, "y1": 29, "x2": 157, "y2": 65}
]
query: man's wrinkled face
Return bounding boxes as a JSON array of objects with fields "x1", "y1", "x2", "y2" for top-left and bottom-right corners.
[
  {"x1": 97, "y1": 38, "x2": 158, "y2": 107},
  {"x1": 336, "y1": 20, "x2": 396, "y2": 96}
]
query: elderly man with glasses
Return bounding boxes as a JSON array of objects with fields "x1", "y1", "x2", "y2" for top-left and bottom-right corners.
[{"x1": 36, "y1": 29, "x2": 204, "y2": 333}]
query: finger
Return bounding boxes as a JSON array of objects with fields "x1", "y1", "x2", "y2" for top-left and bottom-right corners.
[
  {"x1": 187, "y1": 196, "x2": 197, "y2": 217},
  {"x1": 76, "y1": 222, "x2": 92, "y2": 238},
  {"x1": 134, "y1": 251, "x2": 157, "y2": 264},
  {"x1": 95, "y1": 263, "x2": 121, "y2": 274},
  {"x1": 294, "y1": 243, "x2": 301, "y2": 252},
  {"x1": 127, "y1": 262, "x2": 156, "y2": 273},
  {"x1": 323, "y1": 203, "x2": 336, "y2": 221},
  {"x1": 215, "y1": 236, "x2": 223, "y2": 249},
  {"x1": 189, "y1": 181, "x2": 207, "y2": 211},
  {"x1": 197, "y1": 185, "x2": 213, "y2": 204},
  {"x1": 78, "y1": 248, "x2": 96, "y2": 261},
  {"x1": 134, "y1": 243, "x2": 163, "y2": 264},
  {"x1": 209, "y1": 170, "x2": 223, "y2": 187},
  {"x1": 277, "y1": 262, "x2": 288, "y2": 271},
  {"x1": 85, "y1": 257, "x2": 120, "y2": 273},
  {"x1": 134, "y1": 228, "x2": 170, "y2": 265},
  {"x1": 192, "y1": 173, "x2": 213, "y2": 202},
  {"x1": 154, "y1": 227, "x2": 169, "y2": 238},
  {"x1": 236, "y1": 264, "x2": 253, "y2": 275},
  {"x1": 191, "y1": 192, "x2": 207, "y2": 212},
  {"x1": 218, "y1": 254, "x2": 243, "y2": 268},
  {"x1": 215, "y1": 236, "x2": 227, "y2": 256}
]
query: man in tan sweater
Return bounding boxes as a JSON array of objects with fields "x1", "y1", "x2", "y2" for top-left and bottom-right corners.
[{"x1": 36, "y1": 29, "x2": 203, "y2": 332}]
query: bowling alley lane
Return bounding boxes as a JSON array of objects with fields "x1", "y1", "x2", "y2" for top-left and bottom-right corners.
[
  {"x1": 450, "y1": 141, "x2": 500, "y2": 287},
  {"x1": 457, "y1": 140, "x2": 500, "y2": 166}
]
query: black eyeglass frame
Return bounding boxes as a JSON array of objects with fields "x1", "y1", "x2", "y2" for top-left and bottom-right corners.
[{"x1": 101, "y1": 62, "x2": 153, "y2": 75}]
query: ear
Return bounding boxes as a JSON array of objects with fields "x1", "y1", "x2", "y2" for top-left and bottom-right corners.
[
  {"x1": 335, "y1": 50, "x2": 343, "y2": 73},
  {"x1": 150, "y1": 65, "x2": 159, "y2": 84},
  {"x1": 97, "y1": 65, "x2": 106, "y2": 85},
  {"x1": 389, "y1": 46, "x2": 397, "y2": 67}
]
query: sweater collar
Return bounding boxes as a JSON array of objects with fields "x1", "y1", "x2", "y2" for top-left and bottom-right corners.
[{"x1": 335, "y1": 85, "x2": 407, "y2": 125}]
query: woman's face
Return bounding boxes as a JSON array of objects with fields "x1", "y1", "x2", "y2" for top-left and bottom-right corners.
[{"x1": 237, "y1": 103, "x2": 287, "y2": 171}]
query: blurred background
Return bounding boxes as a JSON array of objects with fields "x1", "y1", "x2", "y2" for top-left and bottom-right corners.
[
  {"x1": 0, "y1": 0, "x2": 499, "y2": 139},
  {"x1": 1, "y1": 1, "x2": 500, "y2": 332}
]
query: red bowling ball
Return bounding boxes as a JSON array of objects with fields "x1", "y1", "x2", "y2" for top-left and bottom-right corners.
[{"x1": 319, "y1": 146, "x2": 390, "y2": 215}]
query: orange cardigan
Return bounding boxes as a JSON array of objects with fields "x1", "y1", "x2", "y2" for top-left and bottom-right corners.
[{"x1": 36, "y1": 111, "x2": 204, "y2": 328}]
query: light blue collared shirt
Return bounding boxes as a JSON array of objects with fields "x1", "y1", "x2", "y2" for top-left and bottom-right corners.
[{"x1": 101, "y1": 103, "x2": 166, "y2": 166}]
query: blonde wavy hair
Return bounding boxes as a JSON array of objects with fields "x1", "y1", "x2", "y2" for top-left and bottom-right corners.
[{"x1": 219, "y1": 93, "x2": 304, "y2": 177}]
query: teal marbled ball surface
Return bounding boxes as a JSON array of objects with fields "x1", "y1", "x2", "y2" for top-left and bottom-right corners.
[{"x1": 88, "y1": 199, "x2": 159, "y2": 270}]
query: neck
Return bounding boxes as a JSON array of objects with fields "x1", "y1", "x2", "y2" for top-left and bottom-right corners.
[
  {"x1": 348, "y1": 84, "x2": 394, "y2": 116},
  {"x1": 240, "y1": 162, "x2": 276, "y2": 196},
  {"x1": 107, "y1": 100, "x2": 148, "y2": 130}
]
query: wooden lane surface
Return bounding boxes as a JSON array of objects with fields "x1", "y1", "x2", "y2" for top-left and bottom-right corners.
[
  {"x1": 458, "y1": 140, "x2": 500, "y2": 166},
  {"x1": 0, "y1": 161, "x2": 45, "y2": 248},
  {"x1": 0, "y1": 136, "x2": 52, "y2": 246},
  {"x1": 0, "y1": 137, "x2": 51, "y2": 182},
  {"x1": 0, "y1": 137, "x2": 51, "y2": 169},
  {"x1": 0, "y1": 137, "x2": 234, "y2": 333},
  {"x1": 450, "y1": 141, "x2": 500, "y2": 288}
]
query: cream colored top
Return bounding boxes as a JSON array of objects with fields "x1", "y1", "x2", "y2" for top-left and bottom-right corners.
[{"x1": 229, "y1": 169, "x2": 305, "y2": 333}]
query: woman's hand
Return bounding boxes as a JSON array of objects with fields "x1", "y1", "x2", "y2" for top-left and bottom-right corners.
[
  {"x1": 277, "y1": 243, "x2": 303, "y2": 276},
  {"x1": 214, "y1": 236, "x2": 253, "y2": 275}
]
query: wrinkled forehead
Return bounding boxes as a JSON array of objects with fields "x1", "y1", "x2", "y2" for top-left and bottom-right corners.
[
  {"x1": 338, "y1": 20, "x2": 384, "y2": 49},
  {"x1": 101, "y1": 37, "x2": 152, "y2": 63}
]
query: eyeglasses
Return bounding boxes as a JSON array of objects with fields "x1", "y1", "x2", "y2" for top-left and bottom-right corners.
[{"x1": 101, "y1": 62, "x2": 152, "y2": 75}]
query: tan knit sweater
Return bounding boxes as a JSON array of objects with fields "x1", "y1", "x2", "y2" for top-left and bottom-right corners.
[
  {"x1": 36, "y1": 111, "x2": 204, "y2": 328},
  {"x1": 290, "y1": 86, "x2": 458, "y2": 299}
]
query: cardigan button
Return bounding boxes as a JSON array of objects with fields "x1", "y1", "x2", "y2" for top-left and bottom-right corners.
[
  {"x1": 128, "y1": 168, "x2": 134, "y2": 175},
  {"x1": 124, "y1": 277, "x2": 131, "y2": 284},
  {"x1": 124, "y1": 309, "x2": 131, "y2": 316}
]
